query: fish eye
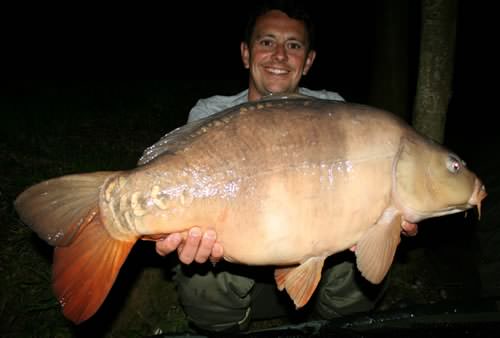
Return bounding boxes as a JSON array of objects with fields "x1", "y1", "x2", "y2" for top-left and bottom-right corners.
[{"x1": 446, "y1": 155, "x2": 462, "y2": 174}]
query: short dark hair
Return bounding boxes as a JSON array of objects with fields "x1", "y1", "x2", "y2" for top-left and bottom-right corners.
[{"x1": 243, "y1": 0, "x2": 316, "y2": 51}]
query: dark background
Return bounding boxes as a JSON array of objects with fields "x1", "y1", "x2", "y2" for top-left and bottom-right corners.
[
  {"x1": 2, "y1": 0, "x2": 495, "y2": 145},
  {"x1": 1, "y1": 1, "x2": 499, "y2": 336}
]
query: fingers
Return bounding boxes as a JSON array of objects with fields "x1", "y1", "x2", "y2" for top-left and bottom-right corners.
[
  {"x1": 155, "y1": 233, "x2": 182, "y2": 256},
  {"x1": 177, "y1": 227, "x2": 222, "y2": 264},
  {"x1": 192, "y1": 229, "x2": 217, "y2": 264},
  {"x1": 155, "y1": 227, "x2": 224, "y2": 264},
  {"x1": 210, "y1": 242, "x2": 224, "y2": 264},
  {"x1": 177, "y1": 227, "x2": 202, "y2": 264}
]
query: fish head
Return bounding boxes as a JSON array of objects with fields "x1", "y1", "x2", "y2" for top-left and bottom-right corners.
[{"x1": 393, "y1": 136, "x2": 487, "y2": 222}]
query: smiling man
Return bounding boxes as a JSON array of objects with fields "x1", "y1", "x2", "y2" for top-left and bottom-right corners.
[
  {"x1": 242, "y1": 8, "x2": 316, "y2": 100},
  {"x1": 141, "y1": 0, "x2": 416, "y2": 334}
]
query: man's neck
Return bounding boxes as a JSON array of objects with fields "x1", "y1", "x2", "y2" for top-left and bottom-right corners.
[{"x1": 247, "y1": 87, "x2": 263, "y2": 102}]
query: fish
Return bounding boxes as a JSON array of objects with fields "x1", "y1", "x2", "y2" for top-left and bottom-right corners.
[{"x1": 14, "y1": 94, "x2": 487, "y2": 324}]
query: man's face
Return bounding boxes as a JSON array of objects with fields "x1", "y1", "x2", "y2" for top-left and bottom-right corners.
[{"x1": 241, "y1": 10, "x2": 316, "y2": 101}]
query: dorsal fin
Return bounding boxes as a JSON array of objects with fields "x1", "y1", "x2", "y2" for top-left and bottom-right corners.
[
  {"x1": 137, "y1": 93, "x2": 318, "y2": 166},
  {"x1": 137, "y1": 107, "x2": 237, "y2": 165},
  {"x1": 260, "y1": 92, "x2": 312, "y2": 101}
]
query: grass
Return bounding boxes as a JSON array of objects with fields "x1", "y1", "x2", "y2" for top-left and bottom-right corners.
[{"x1": 0, "y1": 81, "x2": 495, "y2": 337}]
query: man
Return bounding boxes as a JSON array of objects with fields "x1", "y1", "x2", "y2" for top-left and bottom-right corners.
[{"x1": 141, "y1": 0, "x2": 417, "y2": 333}]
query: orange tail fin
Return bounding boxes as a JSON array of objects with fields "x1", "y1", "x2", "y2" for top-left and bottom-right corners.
[
  {"x1": 53, "y1": 208, "x2": 136, "y2": 324},
  {"x1": 14, "y1": 171, "x2": 137, "y2": 323}
]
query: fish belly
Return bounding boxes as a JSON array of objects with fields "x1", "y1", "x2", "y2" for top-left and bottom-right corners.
[{"x1": 204, "y1": 159, "x2": 393, "y2": 266}]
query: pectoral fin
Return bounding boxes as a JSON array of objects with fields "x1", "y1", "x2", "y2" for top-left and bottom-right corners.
[
  {"x1": 355, "y1": 208, "x2": 402, "y2": 284},
  {"x1": 274, "y1": 256, "x2": 325, "y2": 308}
]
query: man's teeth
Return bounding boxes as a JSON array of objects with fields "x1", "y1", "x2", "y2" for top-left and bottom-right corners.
[{"x1": 268, "y1": 68, "x2": 288, "y2": 74}]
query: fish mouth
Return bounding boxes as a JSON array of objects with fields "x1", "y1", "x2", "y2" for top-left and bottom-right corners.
[
  {"x1": 467, "y1": 178, "x2": 487, "y2": 219},
  {"x1": 398, "y1": 178, "x2": 487, "y2": 224},
  {"x1": 436, "y1": 179, "x2": 487, "y2": 219}
]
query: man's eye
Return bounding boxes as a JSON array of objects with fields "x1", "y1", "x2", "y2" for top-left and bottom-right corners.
[
  {"x1": 260, "y1": 39, "x2": 274, "y2": 47},
  {"x1": 287, "y1": 42, "x2": 302, "y2": 50}
]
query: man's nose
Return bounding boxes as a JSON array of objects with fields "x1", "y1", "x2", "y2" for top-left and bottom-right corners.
[{"x1": 272, "y1": 43, "x2": 287, "y2": 61}]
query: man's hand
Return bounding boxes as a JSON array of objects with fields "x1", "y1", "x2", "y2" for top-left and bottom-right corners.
[{"x1": 155, "y1": 227, "x2": 224, "y2": 264}]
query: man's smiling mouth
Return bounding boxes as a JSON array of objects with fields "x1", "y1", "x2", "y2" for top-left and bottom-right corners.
[{"x1": 265, "y1": 67, "x2": 289, "y2": 75}]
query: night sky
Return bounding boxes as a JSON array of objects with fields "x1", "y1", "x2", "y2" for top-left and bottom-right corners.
[{"x1": 3, "y1": 1, "x2": 496, "y2": 153}]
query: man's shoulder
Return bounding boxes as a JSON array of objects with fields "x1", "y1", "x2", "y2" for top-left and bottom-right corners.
[
  {"x1": 188, "y1": 88, "x2": 344, "y2": 122},
  {"x1": 298, "y1": 87, "x2": 344, "y2": 101},
  {"x1": 188, "y1": 90, "x2": 248, "y2": 122},
  {"x1": 199, "y1": 90, "x2": 248, "y2": 106}
]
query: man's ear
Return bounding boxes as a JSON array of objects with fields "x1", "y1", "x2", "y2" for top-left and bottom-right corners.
[
  {"x1": 302, "y1": 50, "x2": 316, "y2": 75},
  {"x1": 241, "y1": 42, "x2": 250, "y2": 69}
]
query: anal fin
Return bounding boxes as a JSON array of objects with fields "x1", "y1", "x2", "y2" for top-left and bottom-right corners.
[
  {"x1": 53, "y1": 208, "x2": 137, "y2": 324},
  {"x1": 355, "y1": 208, "x2": 402, "y2": 284},
  {"x1": 274, "y1": 256, "x2": 325, "y2": 309}
]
